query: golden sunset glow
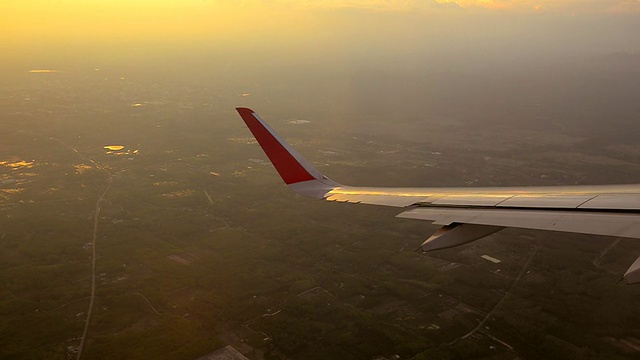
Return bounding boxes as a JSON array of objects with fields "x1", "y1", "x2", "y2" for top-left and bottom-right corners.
[
  {"x1": 2, "y1": 0, "x2": 638, "y2": 83},
  {"x1": 3, "y1": 1, "x2": 318, "y2": 46},
  {"x1": 3, "y1": 0, "x2": 638, "y2": 48}
]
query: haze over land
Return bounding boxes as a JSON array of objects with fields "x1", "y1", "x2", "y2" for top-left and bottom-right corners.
[{"x1": 1, "y1": 1, "x2": 640, "y2": 359}]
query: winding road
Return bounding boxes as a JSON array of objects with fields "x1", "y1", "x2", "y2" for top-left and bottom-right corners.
[
  {"x1": 453, "y1": 246, "x2": 538, "y2": 345},
  {"x1": 51, "y1": 138, "x2": 112, "y2": 360},
  {"x1": 76, "y1": 171, "x2": 111, "y2": 360}
]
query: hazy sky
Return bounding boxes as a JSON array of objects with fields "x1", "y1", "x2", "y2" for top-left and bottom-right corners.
[{"x1": 3, "y1": 1, "x2": 638, "y2": 64}]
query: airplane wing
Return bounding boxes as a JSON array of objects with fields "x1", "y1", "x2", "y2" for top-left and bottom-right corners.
[{"x1": 236, "y1": 107, "x2": 640, "y2": 285}]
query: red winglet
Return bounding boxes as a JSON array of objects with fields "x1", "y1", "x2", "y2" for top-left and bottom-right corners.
[{"x1": 236, "y1": 107, "x2": 317, "y2": 185}]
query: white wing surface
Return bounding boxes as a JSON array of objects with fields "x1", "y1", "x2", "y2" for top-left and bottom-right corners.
[{"x1": 236, "y1": 107, "x2": 640, "y2": 285}]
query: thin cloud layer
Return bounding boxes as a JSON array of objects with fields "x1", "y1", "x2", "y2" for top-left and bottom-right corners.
[{"x1": 298, "y1": 0, "x2": 640, "y2": 13}]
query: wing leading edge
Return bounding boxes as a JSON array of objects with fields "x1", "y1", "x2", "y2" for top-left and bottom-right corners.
[{"x1": 235, "y1": 107, "x2": 640, "y2": 285}]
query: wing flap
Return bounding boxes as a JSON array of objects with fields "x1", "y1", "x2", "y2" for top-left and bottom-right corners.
[{"x1": 397, "y1": 207, "x2": 640, "y2": 239}]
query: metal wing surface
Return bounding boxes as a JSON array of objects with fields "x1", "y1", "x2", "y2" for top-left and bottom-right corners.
[{"x1": 235, "y1": 107, "x2": 640, "y2": 284}]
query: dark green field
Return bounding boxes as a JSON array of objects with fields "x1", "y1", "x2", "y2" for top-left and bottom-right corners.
[{"x1": 2, "y1": 67, "x2": 640, "y2": 360}]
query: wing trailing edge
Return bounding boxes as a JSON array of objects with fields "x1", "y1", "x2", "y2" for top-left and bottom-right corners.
[{"x1": 235, "y1": 108, "x2": 640, "y2": 285}]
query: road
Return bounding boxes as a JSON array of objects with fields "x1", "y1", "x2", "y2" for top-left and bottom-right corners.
[
  {"x1": 76, "y1": 158, "x2": 112, "y2": 360},
  {"x1": 51, "y1": 138, "x2": 112, "y2": 360},
  {"x1": 453, "y1": 246, "x2": 538, "y2": 345},
  {"x1": 593, "y1": 237, "x2": 621, "y2": 274}
]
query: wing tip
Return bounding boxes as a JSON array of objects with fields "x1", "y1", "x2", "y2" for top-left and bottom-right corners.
[
  {"x1": 236, "y1": 107, "x2": 256, "y2": 119},
  {"x1": 236, "y1": 107, "x2": 337, "y2": 188}
]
